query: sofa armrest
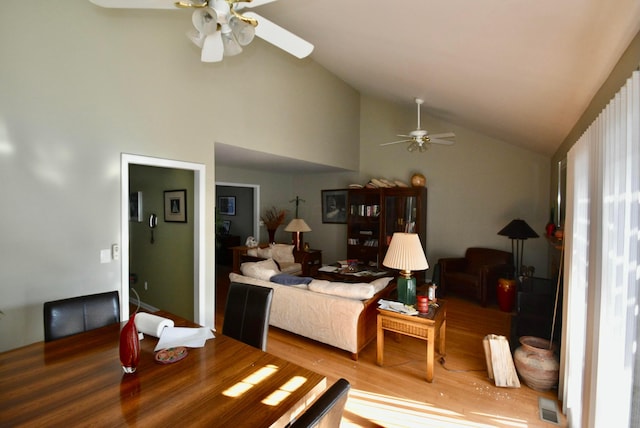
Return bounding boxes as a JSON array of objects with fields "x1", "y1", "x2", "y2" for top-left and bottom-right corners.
[{"x1": 234, "y1": 255, "x2": 266, "y2": 273}]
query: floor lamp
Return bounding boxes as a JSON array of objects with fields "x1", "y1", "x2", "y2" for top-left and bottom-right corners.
[{"x1": 497, "y1": 219, "x2": 539, "y2": 277}]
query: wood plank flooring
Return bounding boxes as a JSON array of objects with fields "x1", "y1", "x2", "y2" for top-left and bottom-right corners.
[{"x1": 216, "y1": 265, "x2": 566, "y2": 427}]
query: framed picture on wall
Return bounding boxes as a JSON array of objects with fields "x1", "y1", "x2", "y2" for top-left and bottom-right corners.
[
  {"x1": 218, "y1": 196, "x2": 236, "y2": 216},
  {"x1": 221, "y1": 220, "x2": 231, "y2": 235},
  {"x1": 129, "y1": 191, "x2": 143, "y2": 222},
  {"x1": 164, "y1": 189, "x2": 187, "y2": 223},
  {"x1": 321, "y1": 189, "x2": 348, "y2": 223}
]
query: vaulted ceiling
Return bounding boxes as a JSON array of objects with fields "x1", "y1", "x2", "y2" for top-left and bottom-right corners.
[{"x1": 251, "y1": 0, "x2": 640, "y2": 156}]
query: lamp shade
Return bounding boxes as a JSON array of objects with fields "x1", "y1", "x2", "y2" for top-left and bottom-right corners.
[
  {"x1": 284, "y1": 218, "x2": 311, "y2": 233},
  {"x1": 497, "y1": 219, "x2": 539, "y2": 239},
  {"x1": 382, "y1": 233, "x2": 429, "y2": 272}
]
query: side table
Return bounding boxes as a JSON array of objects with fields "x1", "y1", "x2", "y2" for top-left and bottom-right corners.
[
  {"x1": 299, "y1": 249, "x2": 322, "y2": 276},
  {"x1": 376, "y1": 301, "x2": 447, "y2": 382}
]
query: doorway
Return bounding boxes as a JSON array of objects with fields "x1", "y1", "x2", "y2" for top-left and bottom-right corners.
[
  {"x1": 215, "y1": 182, "x2": 261, "y2": 245},
  {"x1": 120, "y1": 154, "x2": 206, "y2": 326}
]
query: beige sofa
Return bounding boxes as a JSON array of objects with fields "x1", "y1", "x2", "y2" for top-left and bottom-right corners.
[{"x1": 229, "y1": 260, "x2": 395, "y2": 360}]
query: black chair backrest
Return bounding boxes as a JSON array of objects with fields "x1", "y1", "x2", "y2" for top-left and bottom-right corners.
[
  {"x1": 43, "y1": 291, "x2": 120, "y2": 342},
  {"x1": 222, "y1": 282, "x2": 274, "y2": 351},
  {"x1": 288, "y1": 378, "x2": 351, "y2": 428}
]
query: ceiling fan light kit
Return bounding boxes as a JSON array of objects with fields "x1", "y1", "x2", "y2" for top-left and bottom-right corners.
[
  {"x1": 89, "y1": 0, "x2": 314, "y2": 63},
  {"x1": 381, "y1": 97, "x2": 456, "y2": 153}
]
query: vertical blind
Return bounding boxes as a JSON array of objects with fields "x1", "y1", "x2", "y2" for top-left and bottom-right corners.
[{"x1": 562, "y1": 70, "x2": 639, "y2": 427}]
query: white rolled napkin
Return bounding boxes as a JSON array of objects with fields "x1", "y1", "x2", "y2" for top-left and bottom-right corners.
[{"x1": 134, "y1": 312, "x2": 175, "y2": 338}]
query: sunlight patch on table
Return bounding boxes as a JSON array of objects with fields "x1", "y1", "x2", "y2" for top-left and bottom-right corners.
[
  {"x1": 263, "y1": 376, "x2": 308, "y2": 406},
  {"x1": 223, "y1": 364, "x2": 279, "y2": 398}
]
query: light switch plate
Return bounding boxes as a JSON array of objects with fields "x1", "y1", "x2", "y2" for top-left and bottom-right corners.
[
  {"x1": 100, "y1": 249, "x2": 111, "y2": 264},
  {"x1": 112, "y1": 243, "x2": 120, "y2": 260}
]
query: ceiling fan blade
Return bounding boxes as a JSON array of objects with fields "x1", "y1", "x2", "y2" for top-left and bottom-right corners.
[
  {"x1": 88, "y1": 0, "x2": 178, "y2": 8},
  {"x1": 430, "y1": 132, "x2": 455, "y2": 139},
  {"x1": 243, "y1": 12, "x2": 313, "y2": 58},
  {"x1": 380, "y1": 139, "x2": 412, "y2": 146},
  {"x1": 201, "y1": 31, "x2": 224, "y2": 62},
  {"x1": 430, "y1": 138, "x2": 455, "y2": 145},
  {"x1": 187, "y1": 29, "x2": 205, "y2": 47}
]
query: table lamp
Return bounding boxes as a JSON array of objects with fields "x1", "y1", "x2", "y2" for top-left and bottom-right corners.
[
  {"x1": 497, "y1": 218, "x2": 539, "y2": 277},
  {"x1": 382, "y1": 232, "x2": 429, "y2": 305},
  {"x1": 284, "y1": 218, "x2": 311, "y2": 251}
]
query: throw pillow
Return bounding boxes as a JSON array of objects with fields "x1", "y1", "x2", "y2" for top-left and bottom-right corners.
[
  {"x1": 270, "y1": 243, "x2": 295, "y2": 264},
  {"x1": 270, "y1": 273, "x2": 313, "y2": 287},
  {"x1": 246, "y1": 247, "x2": 272, "y2": 258},
  {"x1": 257, "y1": 247, "x2": 272, "y2": 259},
  {"x1": 308, "y1": 279, "x2": 375, "y2": 300},
  {"x1": 240, "y1": 258, "x2": 280, "y2": 282},
  {"x1": 370, "y1": 277, "x2": 394, "y2": 293}
]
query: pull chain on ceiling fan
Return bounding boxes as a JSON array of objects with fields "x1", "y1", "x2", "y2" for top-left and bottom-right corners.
[
  {"x1": 88, "y1": 0, "x2": 314, "y2": 63},
  {"x1": 380, "y1": 98, "x2": 455, "y2": 152}
]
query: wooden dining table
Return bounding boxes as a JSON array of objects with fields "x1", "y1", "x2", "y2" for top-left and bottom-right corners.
[{"x1": 0, "y1": 311, "x2": 326, "y2": 427}]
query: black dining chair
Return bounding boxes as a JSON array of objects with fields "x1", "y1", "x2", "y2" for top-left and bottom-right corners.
[
  {"x1": 43, "y1": 291, "x2": 120, "y2": 342},
  {"x1": 287, "y1": 378, "x2": 351, "y2": 428},
  {"x1": 222, "y1": 282, "x2": 274, "y2": 351}
]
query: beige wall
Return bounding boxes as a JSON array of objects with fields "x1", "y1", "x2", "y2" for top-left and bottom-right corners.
[
  {"x1": 358, "y1": 96, "x2": 550, "y2": 275},
  {"x1": 216, "y1": 94, "x2": 552, "y2": 277},
  {"x1": 0, "y1": 0, "x2": 360, "y2": 351}
]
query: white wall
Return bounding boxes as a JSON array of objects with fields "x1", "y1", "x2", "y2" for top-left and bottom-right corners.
[{"x1": 0, "y1": 0, "x2": 360, "y2": 351}]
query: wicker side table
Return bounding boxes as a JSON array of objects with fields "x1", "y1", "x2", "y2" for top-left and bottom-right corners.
[{"x1": 376, "y1": 301, "x2": 447, "y2": 382}]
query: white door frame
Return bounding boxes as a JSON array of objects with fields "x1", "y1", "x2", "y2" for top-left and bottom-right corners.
[{"x1": 121, "y1": 154, "x2": 206, "y2": 325}]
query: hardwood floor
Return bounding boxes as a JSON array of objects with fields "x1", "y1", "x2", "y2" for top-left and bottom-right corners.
[{"x1": 215, "y1": 265, "x2": 566, "y2": 427}]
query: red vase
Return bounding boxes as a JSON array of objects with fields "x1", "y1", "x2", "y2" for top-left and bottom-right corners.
[
  {"x1": 120, "y1": 313, "x2": 140, "y2": 373},
  {"x1": 267, "y1": 228, "x2": 277, "y2": 243},
  {"x1": 497, "y1": 278, "x2": 516, "y2": 312},
  {"x1": 545, "y1": 222, "x2": 555, "y2": 237}
]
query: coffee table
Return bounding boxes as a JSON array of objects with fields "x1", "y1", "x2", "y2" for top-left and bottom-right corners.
[
  {"x1": 314, "y1": 265, "x2": 392, "y2": 283},
  {"x1": 376, "y1": 300, "x2": 447, "y2": 382}
]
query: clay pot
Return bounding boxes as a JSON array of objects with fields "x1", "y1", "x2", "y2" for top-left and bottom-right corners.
[{"x1": 514, "y1": 336, "x2": 559, "y2": 391}]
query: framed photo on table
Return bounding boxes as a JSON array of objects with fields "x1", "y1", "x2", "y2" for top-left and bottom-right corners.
[
  {"x1": 164, "y1": 189, "x2": 187, "y2": 223},
  {"x1": 322, "y1": 189, "x2": 348, "y2": 224},
  {"x1": 218, "y1": 196, "x2": 236, "y2": 216}
]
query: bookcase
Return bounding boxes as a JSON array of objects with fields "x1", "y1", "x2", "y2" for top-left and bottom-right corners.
[{"x1": 346, "y1": 187, "x2": 427, "y2": 269}]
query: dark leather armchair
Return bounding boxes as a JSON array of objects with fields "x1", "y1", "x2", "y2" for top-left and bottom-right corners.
[
  {"x1": 223, "y1": 282, "x2": 274, "y2": 351},
  {"x1": 438, "y1": 247, "x2": 513, "y2": 306},
  {"x1": 43, "y1": 291, "x2": 120, "y2": 342}
]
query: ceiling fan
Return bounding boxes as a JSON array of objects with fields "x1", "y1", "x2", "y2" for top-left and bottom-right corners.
[
  {"x1": 380, "y1": 98, "x2": 455, "y2": 152},
  {"x1": 88, "y1": 0, "x2": 314, "y2": 63}
]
